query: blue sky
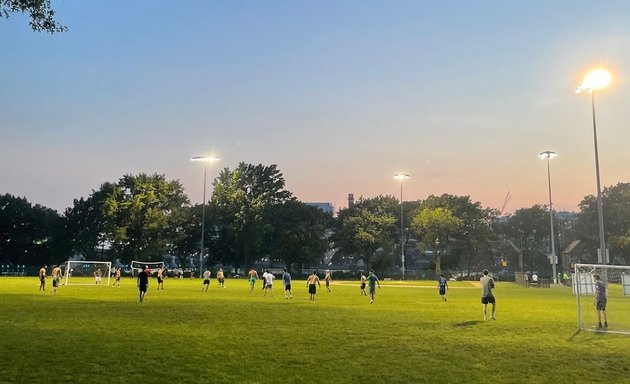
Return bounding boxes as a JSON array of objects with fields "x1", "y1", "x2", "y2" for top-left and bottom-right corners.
[{"x1": 2, "y1": 1, "x2": 630, "y2": 213}]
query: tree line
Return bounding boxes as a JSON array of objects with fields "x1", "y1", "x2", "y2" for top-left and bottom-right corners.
[{"x1": 2, "y1": 162, "x2": 629, "y2": 276}]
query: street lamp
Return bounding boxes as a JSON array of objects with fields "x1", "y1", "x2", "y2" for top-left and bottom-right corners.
[
  {"x1": 191, "y1": 155, "x2": 220, "y2": 276},
  {"x1": 576, "y1": 68, "x2": 612, "y2": 264},
  {"x1": 393, "y1": 172, "x2": 410, "y2": 279},
  {"x1": 539, "y1": 150, "x2": 558, "y2": 284}
]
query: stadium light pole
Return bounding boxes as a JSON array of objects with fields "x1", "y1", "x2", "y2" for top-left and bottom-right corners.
[
  {"x1": 576, "y1": 68, "x2": 612, "y2": 264},
  {"x1": 191, "y1": 155, "x2": 220, "y2": 276},
  {"x1": 394, "y1": 172, "x2": 410, "y2": 280},
  {"x1": 539, "y1": 151, "x2": 558, "y2": 284}
]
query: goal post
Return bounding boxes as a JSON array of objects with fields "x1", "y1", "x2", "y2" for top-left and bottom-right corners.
[
  {"x1": 64, "y1": 261, "x2": 112, "y2": 286},
  {"x1": 573, "y1": 263, "x2": 630, "y2": 335},
  {"x1": 130, "y1": 260, "x2": 165, "y2": 277}
]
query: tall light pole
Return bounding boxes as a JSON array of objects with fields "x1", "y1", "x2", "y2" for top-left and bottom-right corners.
[
  {"x1": 539, "y1": 151, "x2": 558, "y2": 284},
  {"x1": 191, "y1": 155, "x2": 220, "y2": 276},
  {"x1": 576, "y1": 68, "x2": 612, "y2": 264},
  {"x1": 394, "y1": 172, "x2": 410, "y2": 279}
]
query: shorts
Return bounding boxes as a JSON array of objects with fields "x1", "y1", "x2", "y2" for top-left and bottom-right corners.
[
  {"x1": 284, "y1": 284, "x2": 291, "y2": 291},
  {"x1": 203, "y1": 280, "x2": 210, "y2": 285},
  {"x1": 52, "y1": 279, "x2": 59, "y2": 288},
  {"x1": 264, "y1": 284, "x2": 273, "y2": 289},
  {"x1": 439, "y1": 288, "x2": 446, "y2": 295},
  {"x1": 596, "y1": 298, "x2": 607, "y2": 311},
  {"x1": 481, "y1": 296, "x2": 495, "y2": 305},
  {"x1": 138, "y1": 284, "x2": 147, "y2": 292},
  {"x1": 326, "y1": 280, "x2": 330, "y2": 287},
  {"x1": 95, "y1": 277, "x2": 102, "y2": 282},
  {"x1": 308, "y1": 284, "x2": 316, "y2": 294},
  {"x1": 249, "y1": 278, "x2": 256, "y2": 285},
  {"x1": 360, "y1": 283, "x2": 366, "y2": 289},
  {"x1": 157, "y1": 277, "x2": 163, "y2": 283},
  {"x1": 219, "y1": 278, "x2": 225, "y2": 284},
  {"x1": 369, "y1": 285, "x2": 376, "y2": 294},
  {"x1": 40, "y1": 277, "x2": 45, "y2": 283}
]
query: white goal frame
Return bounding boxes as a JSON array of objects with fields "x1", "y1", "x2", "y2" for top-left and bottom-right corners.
[
  {"x1": 574, "y1": 263, "x2": 630, "y2": 335},
  {"x1": 130, "y1": 260, "x2": 165, "y2": 277},
  {"x1": 64, "y1": 260, "x2": 112, "y2": 286}
]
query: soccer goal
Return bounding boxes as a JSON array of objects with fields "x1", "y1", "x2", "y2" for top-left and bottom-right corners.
[
  {"x1": 64, "y1": 261, "x2": 112, "y2": 286},
  {"x1": 130, "y1": 260, "x2": 164, "y2": 277},
  {"x1": 573, "y1": 263, "x2": 630, "y2": 335}
]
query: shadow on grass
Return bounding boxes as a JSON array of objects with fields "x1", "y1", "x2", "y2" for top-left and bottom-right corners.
[{"x1": 454, "y1": 320, "x2": 483, "y2": 327}]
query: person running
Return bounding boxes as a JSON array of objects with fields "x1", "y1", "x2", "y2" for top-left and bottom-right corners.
[
  {"x1": 248, "y1": 268, "x2": 259, "y2": 294},
  {"x1": 438, "y1": 274, "x2": 448, "y2": 302},
  {"x1": 324, "y1": 270, "x2": 333, "y2": 293},
  {"x1": 263, "y1": 270, "x2": 274, "y2": 296},
  {"x1": 113, "y1": 267, "x2": 121, "y2": 287},
  {"x1": 94, "y1": 268, "x2": 102, "y2": 285},
  {"x1": 157, "y1": 267, "x2": 165, "y2": 290},
  {"x1": 202, "y1": 269, "x2": 211, "y2": 292},
  {"x1": 360, "y1": 272, "x2": 367, "y2": 296},
  {"x1": 282, "y1": 268, "x2": 293, "y2": 299},
  {"x1": 367, "y1": 270, "x2": 381, "y2": 304},
  {"x1": 480, "y1": 269, "x2": 496, "y2": 320},
  {"x1": 137, "y1": 266, "x2": 149, "y2": 302},
  {"x1": 38, "y1": 265, "x2": 47, "y2": 291},
  {"x1": 594, "y1": 274, "x2": 608, "y2": 328},
  {"x1": 306, "y1": 270, "x2": 321, "y2": 303},
  {"x1": 51, "y1": 265, "x2": 61, "y2": 295},
  {"x1": 217, "y1": 268, "x2": 225, "y2": 288}
]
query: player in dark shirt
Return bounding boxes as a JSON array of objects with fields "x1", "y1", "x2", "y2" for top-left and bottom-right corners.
[{"x1": 137, "y1": 267, "x2": 149, "y2": 302}]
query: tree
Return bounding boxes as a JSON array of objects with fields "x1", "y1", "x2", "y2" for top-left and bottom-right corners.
[
  {"x1": 332, "y1": 195, "x2": 398, "y2": 271},
  {"x1": 498, "y1": 205, "x2": 550, "y2": 272},
  {"x1": 410, "y1": 207, "x2": 462, "y2": 275},
  {"x1": 1, "y1": 0, "x2": 67, "y2": 33},
  {"x1": 210, "y1": 163, "x2": 292, "y2": 270},
  {"x1": 0, "y1": 194, "x2": 69, "y2": 266},
  {"x1": 102, "y1": 174, "x2": 189, "y2": 263},
  {"x1": 264, "y1": 201, "x2": 332, "y2": 272},
  {"x1": 577, "y1": 182, "x2": 630, "y2": 264}
]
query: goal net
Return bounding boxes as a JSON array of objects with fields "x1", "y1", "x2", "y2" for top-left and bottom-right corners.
[
  {"x1": 64, "y1": 261, "x2": 112, "y2": 286},
  {"x1": 130, "y1": 260, "x2": 165, "y2": 277},
  {"x1": 573, "y1": 263, "x2": 630, "y2": 335}
]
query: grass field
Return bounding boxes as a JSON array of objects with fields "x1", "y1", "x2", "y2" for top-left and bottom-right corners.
[{"x1": 0, "y1": 276, "x2": 628, "y2": 384}]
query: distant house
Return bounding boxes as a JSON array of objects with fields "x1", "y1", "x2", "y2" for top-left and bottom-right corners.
[{"x1": 305, "y1": 202, "x2": 334, "y2": 215}]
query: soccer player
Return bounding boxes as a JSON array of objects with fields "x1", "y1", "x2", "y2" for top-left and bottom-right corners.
[
  {"x1": 367, "y1": 270, "x2": 381, "y2": 304},
  {"x1": 438, "y1": 274, "x2": 448, "y2": 302},
  {"x1": 113, "y1": 267, "x2": 121, "y2": 287},
  {"x1": 324, "y1": 270, "x2": 333, "y2": 292},
  {"x1": 38, "y1": 265, "x2": 47, "y2": 291},
  {"x1": 480, "y1": 269, "x2": 496, "y2": 320},
  {"x1": 282, "y1": 268, "x2": 292, "y2": 299},
  {"x1": 360, "y1": 272, "x2": 367, "y2": 296},
  {"x1": 137, "y1": 266, "x2": 149, "y2": 302},
  {"x1": 306, "y1": 270, "x2": 321, "y2": 302},
  {"x1": 248, "y1": 268, "x2": 259, "y2": 294},
  {"x1": 263, "y1": 270, "x2": 274, "y2": 296},
  {"x1": 202, "y1": 269, "x2": 211, "y2": 292},
  {"x1": 217, "y1": 268, "x2": 225, "y2": 288},
  {"x1": 94, "y1": 268, "x2": 102, "y2": 285},
  {"x1": 593, "y1": 274, "x2": 608, "y2": 328},
  {"x1": 157, "y1": 267, "x2": 165, "y2": 290},
  {"x1": 51, "y1": 265, "x2": 62, "y2": 295}
]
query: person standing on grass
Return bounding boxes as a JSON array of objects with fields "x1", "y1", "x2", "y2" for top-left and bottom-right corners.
[
  {"x1": 367, "y1": 270, "x2": 381, "y2": 304},
  {"x1": 113, "y1": 267, "x2": 121, "y2": 287},
  {"x1": 51, "y1": 265, "x2": 61, "y2": 295},
  {"x1": 38, "y1": 265, "x2": 47, "y2": 291},
  {"x1": 263, "y1": 270, "x2": 274, "y2": 296},
  {"x1": 156, "y1": 267, "x2": 165, "y2": 290},
  {"x1": 480, "y1": 269, "x2": 496, "y2": 320},
  {"x1": 324, "y1": 270, "x2": 333, "y2": 292},
  {"x1": 94, "y1": 268, "x2": 102, "y2": 285},
  {"x1": 202, "y1": 269, "x2": 211, "y2": 292},
  {"x1": 306, "y1": 270, "x2": 321, "y2": 302},
  {"x1": 248, "y1": 268, "x2": 259, "y2": 294},
  {"x1": 282, "y1": 268, "x2": 293, "y2": 299},
  {"x1": 438, "y1": 274, "x2": 448, "y2": 302},
  {"x1": 217, "y1": 268, "x2": 225, "y2": 288},
  {"x1": 137, "y1": 266, "x2": 149, "y2": 302},
  {"x1": 594, "y1": 274, "x2": 608, "y2": 328},
  {"x1": 360, "y1": 272, "x2": 367, "y2": 296}
]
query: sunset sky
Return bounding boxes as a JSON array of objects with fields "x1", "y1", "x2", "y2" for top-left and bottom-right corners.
[{"x1": 2, "y1": 1, "x2": 630, "y2": 214}]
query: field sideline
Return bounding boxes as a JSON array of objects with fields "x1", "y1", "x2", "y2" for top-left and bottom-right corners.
[{"x1": 0, "y1": 276, "x2": 628, "y2": 383}]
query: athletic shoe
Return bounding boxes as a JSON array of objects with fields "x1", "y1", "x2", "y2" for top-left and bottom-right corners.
[
  {"x1": 598, "y1": 323, "x2": 603, "y2": 328},
  {"x1": 604, "y1": 322, "x2": 608, "y2": 327},
  {"x1": 370, "y1": 300, "x2": 373, "y2": 304}
]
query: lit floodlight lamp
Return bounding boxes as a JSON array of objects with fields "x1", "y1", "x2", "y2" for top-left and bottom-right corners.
[{"x1": 576, "y1": 69, "x2": 612, "y2": 93}]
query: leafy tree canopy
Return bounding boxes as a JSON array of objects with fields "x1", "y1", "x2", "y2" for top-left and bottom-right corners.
[{"x1": 1, "y1": 0, "x2": 66, "y2": 33}]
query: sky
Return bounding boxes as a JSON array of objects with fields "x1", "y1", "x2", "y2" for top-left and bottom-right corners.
[{"x1": 2, "y1": 1, "x2": 630, "y2": 215}]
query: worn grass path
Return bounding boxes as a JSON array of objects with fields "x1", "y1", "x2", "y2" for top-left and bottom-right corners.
[{"x1": 0, "y1": 276, "x2": 628, "y2": 383}]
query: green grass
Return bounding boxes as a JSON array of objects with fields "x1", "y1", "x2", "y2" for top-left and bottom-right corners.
[{"x1": 0, "y1": 276, "x2": 628, "y2": 383}]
